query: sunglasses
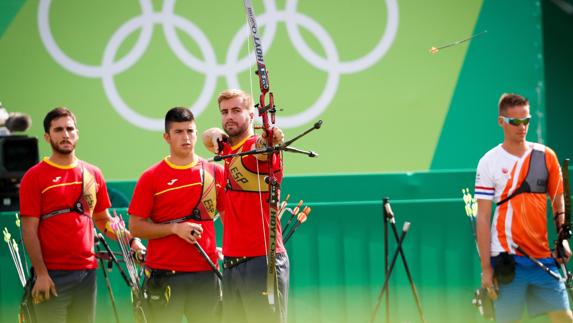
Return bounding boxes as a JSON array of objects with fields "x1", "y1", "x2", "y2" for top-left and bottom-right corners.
[{"x1": 501, "y1": 116, "x2": 531, "y2": 126}]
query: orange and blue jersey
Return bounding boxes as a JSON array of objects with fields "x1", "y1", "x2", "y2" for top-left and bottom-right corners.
[{"x1": 475, "y1": 143, "x2": 563, "y2": 258}]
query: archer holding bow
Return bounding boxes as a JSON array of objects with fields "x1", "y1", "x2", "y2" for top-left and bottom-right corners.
[
  {"x1": 203, "y1": 89, "x2": 288, "y2": 323},
  {"x1": 475, "y1": 93, "x2": 573, "y2": 322}
]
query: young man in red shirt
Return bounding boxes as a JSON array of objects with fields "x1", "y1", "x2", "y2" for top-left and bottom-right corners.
[
  {"x1": 203, "y1": 89, "x2": 287, "y2": 323},
  {"x1": 19, "y1": 107, "x2": 144, "y2": 323},
  {"x1": 129, "y1": 107, "x2": 225, "y2": 322}
]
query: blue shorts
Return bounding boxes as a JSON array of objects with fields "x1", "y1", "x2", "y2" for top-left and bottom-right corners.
[{"x1": 494, "y1": 255, "x2": 570, "y2": 322}]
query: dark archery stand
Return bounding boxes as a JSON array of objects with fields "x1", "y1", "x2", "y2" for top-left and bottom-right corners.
[{"x1": 371, "y1": 198, "x2": 426, "y2": 323}]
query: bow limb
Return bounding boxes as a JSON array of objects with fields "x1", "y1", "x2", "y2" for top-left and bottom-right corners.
[{"x1": 243, "y1": 0, "x2": 281, "y2": 309}]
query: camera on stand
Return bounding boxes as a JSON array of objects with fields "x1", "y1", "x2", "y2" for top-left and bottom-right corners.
[{"x1": 0, "y1": 102, "x2": 38, "y2": 212}]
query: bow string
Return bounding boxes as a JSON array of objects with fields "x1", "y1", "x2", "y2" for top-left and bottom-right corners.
[{"x1": 243, "y1": 0, "x2": 282, "y2": 308}]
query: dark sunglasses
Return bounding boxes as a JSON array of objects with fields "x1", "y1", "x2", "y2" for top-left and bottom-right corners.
[{"x1": 501, "y1": 116, "x2": 531, "y2": 126}]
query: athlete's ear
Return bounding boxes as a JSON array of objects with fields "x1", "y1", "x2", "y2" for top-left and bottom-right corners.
[
  {"x1": 43, "y1": 132, "x2": 50, "y2": 144},
  {"x1": 163, "y1": 132, "x2": 170, "y2": 143}
]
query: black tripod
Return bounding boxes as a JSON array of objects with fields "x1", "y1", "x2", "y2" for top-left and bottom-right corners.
[{"x1": 371, "y1": 198, "x2": 426, "y2": 323}]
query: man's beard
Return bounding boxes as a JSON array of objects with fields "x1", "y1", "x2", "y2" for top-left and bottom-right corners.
[
  {"x1": 224, "y1": 121, "x2": 250, "y2": 138},
  {"x1": 50, "y1": 139, "x2": 75, "y2": 155}
]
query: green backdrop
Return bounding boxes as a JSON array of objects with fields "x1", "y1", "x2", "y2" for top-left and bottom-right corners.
[
  {"x1": 0, "y1": 0, "x2": 537, "y2": 179},
  {"x1": 2, "y1": 0, "x2": 573, "y2": 322},
  {"x1": 543, "y1": 0, "x2": 573, "y2": 161}
]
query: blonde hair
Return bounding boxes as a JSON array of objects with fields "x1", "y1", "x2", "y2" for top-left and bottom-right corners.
[{"x1": 217, "y1": 89, "x2": 254, "y2": 111}]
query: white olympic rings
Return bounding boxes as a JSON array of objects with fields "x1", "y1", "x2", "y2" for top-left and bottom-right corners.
[{"x1": 38, "y1": 0, "x2": 398, "y2": 130}]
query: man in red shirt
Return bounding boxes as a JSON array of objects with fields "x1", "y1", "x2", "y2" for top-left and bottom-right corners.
[
  {"x1": 129, "y1": 107, "x2": 225, "y2": 323},
  {"x1": 203, "y1": 89, "x2": 287, "y2": 323},
  {"x1": 19, "y1": 107, "x2": 143, "y2": 323}
]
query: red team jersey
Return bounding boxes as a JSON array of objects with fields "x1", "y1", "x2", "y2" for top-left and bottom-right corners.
[
  {"x1": 128, "y1": 157, "x2": 225, "y2": 272},
  {"x1": 19, "y1": 158, "x2": 111, "y2": 270},
  {"x1": 221, "y1": 135, "x2": 286, "y2": 257}
]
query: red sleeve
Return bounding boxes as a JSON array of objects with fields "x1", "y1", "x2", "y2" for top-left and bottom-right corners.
[
  {"x1": 240, "y1": 136, "x2": 257, "y2": 168},
  {"x1": 93, "y1": 168, "x2": 111, "y2": 213},
  {"x1": 18, "y1": 167, "x2": 41, "y2": 218},
  {"x1": 221, "y1": 141, "x2": 232, "y2": 155},
  {"x1": 215, "y1": 163, "x2": 225, "y2": 213},
  {"x1": 546, "y1": 147, "x2": 564, "y2": 198},
  {"x1": 128, "y1": 170, "x2": 155, "y2": 219}
]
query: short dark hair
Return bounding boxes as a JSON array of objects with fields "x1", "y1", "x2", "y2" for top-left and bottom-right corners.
[
  {"x1": 498, "y1": 93, "x2": 529, "y2": 115},
  {"x1": 165, "y1": 107, "x2": 195, "y2": 133},
  {"x1": 43, "y1": 107, "x2": 77, "y2": 133}
]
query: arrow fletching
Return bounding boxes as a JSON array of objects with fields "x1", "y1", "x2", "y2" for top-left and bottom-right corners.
[
  {"x1": 297, "y1": 206, "x2": 311, "y2": 223},
  {"x1": 3, "y1": 227, "x2": 11, "y2": 243},
  {"x1": 292, "y1": 200, "x2": 303, "y2": 215}
]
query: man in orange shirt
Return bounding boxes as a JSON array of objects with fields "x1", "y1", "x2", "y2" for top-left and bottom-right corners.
[{"x1": 475, "y1": 93, "x2": 573, "y2": 322}]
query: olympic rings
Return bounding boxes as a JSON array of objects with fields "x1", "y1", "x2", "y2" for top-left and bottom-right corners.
[{"x1": 38, "y1": 0, "x2": 398, "y2": 130}]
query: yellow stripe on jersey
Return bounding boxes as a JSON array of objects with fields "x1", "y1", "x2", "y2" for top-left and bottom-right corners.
[
  {"x1": 43, "y1": 157, "x2": 79, "y2": 169},
  {"x1": 163, "y1": 156, "x2": 198, "y2": 170},
  {"x1": 154, "y1": 183, "x2": 202, "y2": 196},
  {"x1": 231, "y1": 136, "x2": 251, "y2": 151},
  {"x1": 41, "y1": 182, "x2": 82, "y2": 194}
]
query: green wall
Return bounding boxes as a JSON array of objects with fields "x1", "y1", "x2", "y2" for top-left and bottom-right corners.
[
  {"x1": 2, "y1": 0, "x2": 548, "y2": 178},
  {"x1": 3, "y1": 0, "x2": 564, "y2": 176},
  {"x1": 543, "y1": 0, "x2": 573, "y2": 161},
  {"x1": 431, "y1": 0, "x2": 546, "y2": 169}
]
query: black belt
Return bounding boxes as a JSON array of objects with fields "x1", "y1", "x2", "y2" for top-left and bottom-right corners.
[
  {"x1": 145, "y1": 268, "x2": 187, "y2": 279},
  {"x1": 223, "y1": 256, "x2": 254, "y2": 269}
]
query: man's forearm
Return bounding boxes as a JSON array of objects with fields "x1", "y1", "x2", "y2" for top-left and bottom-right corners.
[
  {"x1": 476, "y1": 221, "x2": 491, "y2": 268},
  {"x1": 129, "y1": 217, "x2": 176, "y2": 240},
  {"x1": 476, "y1": 199, "x2": 493, "y2": 268},
  {"x1": 93, "y1": 210, "x2": 126, "y2": 241},
  {"x1": 22, "y1": 220, "x2": 48, "y2": 275},
  {"x1": 552, "y1": 194, "x2": 566, "y2": 233}
]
